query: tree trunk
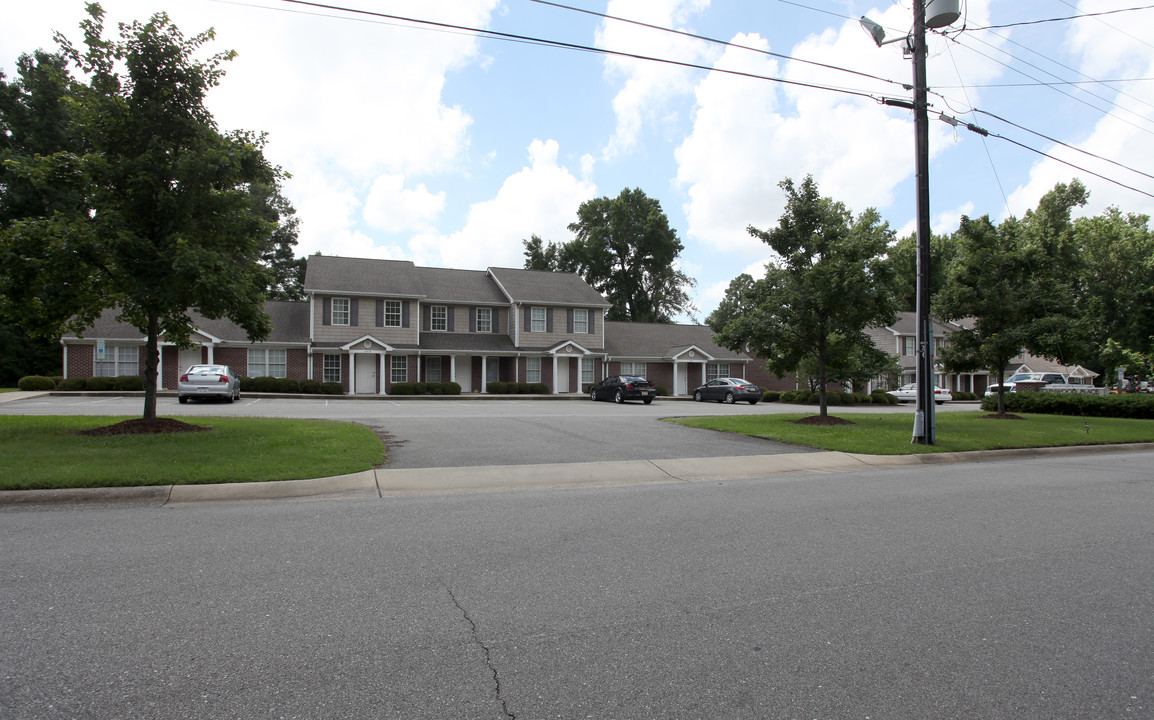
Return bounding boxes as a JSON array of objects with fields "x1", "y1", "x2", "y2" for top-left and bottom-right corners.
[
  {"x1": 142, "y1": 313, "x2": 160, "y2": 420},
  {"x1": 817, "y1": 334, "x2": 828, "y2": 417}
]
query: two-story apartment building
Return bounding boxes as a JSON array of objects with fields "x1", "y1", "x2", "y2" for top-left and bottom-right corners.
[{"x1": 60, "y1": 255, "x2": 754, "y2": 396}]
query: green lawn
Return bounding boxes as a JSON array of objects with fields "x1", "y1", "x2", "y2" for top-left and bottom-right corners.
[
  {"x1": 666, "y1": 411, "x2": 1154, "y2": 455},
  {"x1": 0, "y1": 416, "x2": 386, "y2": 491}
]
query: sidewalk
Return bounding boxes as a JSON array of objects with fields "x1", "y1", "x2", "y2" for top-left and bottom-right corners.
[{"x1": 4, "y1": 443, "x2": 1152, "y2": 507}]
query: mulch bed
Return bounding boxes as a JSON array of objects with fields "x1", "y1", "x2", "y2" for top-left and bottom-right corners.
[
  {"x1": 74, "y1": 418, "x2": 212, "y2": 436},
  {"x1": 792, "y1": 415, "x2": 854, "y2": 426}
]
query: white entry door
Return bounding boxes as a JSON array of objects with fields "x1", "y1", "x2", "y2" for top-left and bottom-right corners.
[
  {"x1": 355, "y1": 354, "x2": 377, "y2": 394},
  {"x1": 557, "y1": 357, "x2": 570, "y2": 393},
  {"x1": 457, "y1": 358, "x2": 472, "y2": 394},
  {"x1": 178, "y1": 348, "x2": 201, "y2": 374}
]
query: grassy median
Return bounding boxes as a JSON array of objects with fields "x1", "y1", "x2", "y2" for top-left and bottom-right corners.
[
  {"x1": 666, "y1": 411, "x2": 1154, "y2": 454},
  {"x1": 0, "y1": 416, "x2": 386, "y2": 491}
]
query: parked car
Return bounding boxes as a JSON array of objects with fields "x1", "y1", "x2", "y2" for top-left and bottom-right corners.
[
  {"x1": 178, "y1": 365, "x2": 240, "y2": 404},
  {"x1": 692, "y1": 378, "x2": 762, "y2": 405},
  {"x1": 887, "y1": 383, "x2": 952, "y2": 405},
  {"x1": 589, "y1": 375, "x2": 656, "y2": 404}
]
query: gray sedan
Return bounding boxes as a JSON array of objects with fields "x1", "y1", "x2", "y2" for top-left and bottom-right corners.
[
  {"x1": 177, "y1": 365, "x2": 241, "y2": 404},
  {"x1": 692, "y1": 378, "x2": 762, "y2": 404}
]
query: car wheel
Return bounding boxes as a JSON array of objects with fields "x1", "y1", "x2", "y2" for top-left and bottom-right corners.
[
  {"x1": 590, "y1": 389, "x2": 598, "y2": 402},
  {"x1": 225, "y1": 393, "x2": 234, "y2": 404},
  {"x1": 693, "y1": 390, "x2": 703, "y2": 402},
  {"x1": 178, "y1": 396, "x2": 188, "y2": 404},
  {"x1": 643, "y1": 398, "x2": 653, "y2": 405},
  {"x1": 748, "y1": 399, "x2": 758, "y2": 405},
  {"x1": 614, "y1": 389, "x2": 624, "y2": 404},
  {"x1": 724, "y1": 392, "x2": 735, "y2": 404},
  {"x1": 935, "y1": 400, "x2": 945, "y2": 405}
]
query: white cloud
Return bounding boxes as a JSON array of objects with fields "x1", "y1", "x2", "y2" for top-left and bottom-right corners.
[
  {"x1": 409, "y1": 139, "x2": 598, "y2": 269},
  {"x1": 363, "y1": 175, "x2": 446, "y2": 233},
  {"x1": 597, "y1": 0, "x2": 715, "y2": 160}
]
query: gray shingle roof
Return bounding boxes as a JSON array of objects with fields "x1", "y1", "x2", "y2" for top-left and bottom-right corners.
[
  {"x1": 64, "y1": 303, "x2": 311, "y2": 344},
  {"x1": 604, "y1": 322, "x2": 750, "y2": 362},
  {"x1": 303, "y1": 255, "x2": 425, "y2": 297},
  {"x1": 488, "y1": 267, "x2": 611, "y2": 306},
  {"x1": 417, "y1": 267, "x2": 509, "y2": 305}
]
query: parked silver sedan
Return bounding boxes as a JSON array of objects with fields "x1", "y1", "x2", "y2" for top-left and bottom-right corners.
[
  {"x1": 692, "y1": 378, "x2": 762, "y2": 405},
  {"x1": 887, "y1": 383, "x2": 952, "y2": 405},
  {"x1": 178, "y1": 365, "x2": 240, "y2": 404}
]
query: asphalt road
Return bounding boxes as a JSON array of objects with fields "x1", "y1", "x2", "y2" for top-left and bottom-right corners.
[
  {"x1": 0, "y1": 394, "x2": 974, "y2": 468},
  {"x1": 2, "y1": 450, "x2": 1152, "y2": 719}
]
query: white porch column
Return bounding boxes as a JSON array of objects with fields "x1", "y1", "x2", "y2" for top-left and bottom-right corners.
[
  {"x1": 673, "y1": 361, "x2": 680, "y2": 397},
  {"x1": 481, "y1": 355, "x2": 488, "y2": 393},
  {"x1": 206, "y1": 343, "x2": 215, "y2": 364},
  {"x1": 552, "y1": 355, "x2": 559, "y2": 394},
  {"x1": 349, "y1": 351, "x2": 357, "y2": 395},
  {"x1": 379, "y1": 353, "x2": 387, "y2": 394}
]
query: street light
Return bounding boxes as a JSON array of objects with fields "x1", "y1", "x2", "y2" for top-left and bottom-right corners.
[{"x1": 861, "y1": 0, "x2": 960, "y2": 445}]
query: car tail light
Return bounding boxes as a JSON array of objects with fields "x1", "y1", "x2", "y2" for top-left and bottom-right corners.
[
  {"x1": 219, "y1": 375, "x2": 230, "y2": 383},
  {"x1": 625, "y1": 382, "x2": 634, "y2": 389},
  {"x1": 179, "y1": 374, "x2": 189, "y2": 382}
]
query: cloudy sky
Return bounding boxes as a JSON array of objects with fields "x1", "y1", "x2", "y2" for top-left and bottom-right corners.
[{"x1": 4, "y1": 1, "x2": 1152, "y2": 320}]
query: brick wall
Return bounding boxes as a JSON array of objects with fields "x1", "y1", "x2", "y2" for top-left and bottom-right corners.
[{"x1": 65, "y1": 344, "x2": 93, "y2": 379}]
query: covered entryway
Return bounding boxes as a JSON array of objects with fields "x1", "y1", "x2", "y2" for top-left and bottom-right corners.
[{"x1": 354, "y1": 354, "x2": 378, "y2": 394}]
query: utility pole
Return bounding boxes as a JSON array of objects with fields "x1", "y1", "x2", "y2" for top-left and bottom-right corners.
[{"x1": 911, "y1": 0, "x2": 935, "y2": 445}]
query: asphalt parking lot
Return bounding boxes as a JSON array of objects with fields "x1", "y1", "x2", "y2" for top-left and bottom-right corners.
[{"x1": 0, "y1": 392, "x2": 971, "y2": 469}]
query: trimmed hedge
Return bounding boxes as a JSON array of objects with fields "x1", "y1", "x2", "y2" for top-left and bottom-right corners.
[
  {"x1": 762, "y1": 390, "x2": 781, "y2": 402},
  {"x1": 17, "y1": 375, "x2": 56, "y2": 391},
  {"x1": 300, "y1": 379, "x2": 322, "y2": 394},
  {"x1": 776, "y1": 388, "x2": 889, "y2": 406},
  {"x1": 388, "y1": 381, "x2": 460, "y2": 396},
  {"x1": 86, "y1": 376, "x2": 116, "y2": 391},
  {"x1": 321, "y1": 381, "x2": 346, "y2": 395},
  {"x1": 59, "y1": 377, "x2": 87, "y2": 391},
  {"x1": 115, "y1": 375, "x2": 145, "y2": 391},
  {"x1": 981, "y1": 391, "x2": 1154, "y2": 419},
  {"x1": 275, "y1": 377, "x2": 300, "y2": 393}
]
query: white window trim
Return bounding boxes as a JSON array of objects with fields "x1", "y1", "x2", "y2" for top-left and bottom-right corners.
[
  {"x1": 620, "y1": 361, "x2": 646, "y2": 377},
  {"x1": 332, "y1": 297, "x2": 351, "y2": 326},
  {"x1": 323, "y1": 354, "x2": 342, "y2": 383},
  {"x1": 390, "y1": 355, "x2": 408, "y2": 384},
  {"x1": 531, "y1": 306, "x2": 546, "y2": 333},
  {"x1": 707, "y1": 363, "x2": 730, "y2": 382},
  {"x1": 427, "y1": 356, "x2": 442, "y2": 382},
  {"x1": 477, "y1": 307, "x2": 492, "y2": 333},
  {"x1": 431, "y1": 305, "x2": 447, "y2": 332},
  {"x1": 574, "y1": 308, "x2": 588, "y2": 334},
  {"x1": 95, "y1": 345, "x2": 140, "y2": 377},
  {"x1": 580, "y1": 357, "x2": 594, "y2": 385},
  {"x1": 527, "y1": 357, "x2": 541, "y2": 384},
  {"x1": 384, "y1": 300, "x2": 401, "y2": 328},
  {"x1": 248, "y1": 348, "x2": 287, "y2": 378}
]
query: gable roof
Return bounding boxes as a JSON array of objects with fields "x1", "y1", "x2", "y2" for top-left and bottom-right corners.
[
  {"x1": 303, "y1": 256, "x2": 425, "y2": 297},
  {"x1": 885, "y1": 311, "x2": 958, "y2": 336},
  {"x1": 604, "y1": 321, "x2": 750, "y2": 362},
  {"x1": 488, "y1": 267, "x2": 611, "y2": 307},
  {"x1": 63, "y1": 302, "x2": 311, "y2": 344},
  {"x1": 416, "y1": 266, "x2": 508, "y2": 305}
]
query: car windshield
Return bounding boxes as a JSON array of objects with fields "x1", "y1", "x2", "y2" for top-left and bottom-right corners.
[
  {"x1": 621, "y1": 376, "x2": 646, "y2": 384},
  {"x1": 190, "y1": 366, "x2": 225, "y2": 375}
]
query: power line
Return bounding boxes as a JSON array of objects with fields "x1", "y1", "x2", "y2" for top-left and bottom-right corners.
[{"x1": 968, "y1": 4, "x2": 1154, "y2": 31}]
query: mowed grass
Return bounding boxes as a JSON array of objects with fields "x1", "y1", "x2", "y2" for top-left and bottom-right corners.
[
  {"x1": 0, "y1": 416, "x2": 386, "y2": 491},
  {"x1": 666, "y1": 411, "x2": 1154, "y2": 455}
]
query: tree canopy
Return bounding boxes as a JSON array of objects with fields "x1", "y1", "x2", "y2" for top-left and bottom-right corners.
[
  {"x1": 713, "y1": 176, "x2": 898, "y2": 417},
  {"x1": 0, "y1": 4, "x2": 295, "y2": 419},
  {"x1": 523, "y1": 187, "x2": 696, "y2": 322}
]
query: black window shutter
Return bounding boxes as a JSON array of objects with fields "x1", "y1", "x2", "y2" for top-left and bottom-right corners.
[
  {"x1": 524, "y1": 306, "x2": 531, "y2": 331},
  {"x1": 448, "y1": 307, "x2": 455, "y2": 332},
  {"x1": 423, "y1": 305, "x2": 430, "y2": 331},
  {"x1": 589, "y1": 310, "x2": 595, "y2": 334},
  {"x1": 546, "y1": 309, "x2": 553, "y2": 333},
  {"x1": 375, "y1": 300, "x2": 383, "y2": 327},
  {"x1": 323, "y1": 298, "x2": 331, "y2": 326},
  {"x1": 567, "y1": 309, "x2": 574, "y2": 333},
  {"x1": 492, "y1": 309, "x2": 500, "y2": 334},
  {"x1": 469, "y1": 309, "x2": 476, "y2": 333},
  {"x1": 350, "y1": 299, "x2": 359, "y2": 326},
  {"x1": 402, "y1": 301, "x2": 410, "y2": 328}
]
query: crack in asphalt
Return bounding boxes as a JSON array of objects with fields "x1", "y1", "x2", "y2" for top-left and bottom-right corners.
[{"x1": 447, "y1": 587, "x2": 515, "y2": 719}]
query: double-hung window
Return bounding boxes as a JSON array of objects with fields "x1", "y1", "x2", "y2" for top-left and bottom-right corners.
[
  {"x1": 531, "y1": 307, "x2": 546, "y2": 332},
  {"x1": 574, "y1": 308, "x2": 588, "y2": 334},
  {"x1": 707, "y1": 363, "x2": 730, "y2": 381},
  {"x1": 384, "y1": 300, "x2": 401, "y2": 327},
  {"x1": 390, "y1": 356, "x2": 408, "y2": 384},
  {"x1": 580, "y1": 358, "x2": 594, "y2": 386},
  {"x1": 476, "y1": 308, "x2": 492, "y2": 333},
  {"x1": 323, "y1": 355, "x2": 342, "y2": 383},
  {"x1": 248, "y1": 348, "x2": 287, "y2": 378},
  {"x1": 902, "y1": 336, "x2": 916, "y2": 356},
  {"x1": 620, "y1": 361, "x2": 646, "y2": 377},
  {"x1": 332, "y1": 298, "x2": 350, "y2": 326},
  {"x1": 95, "y1": 345, "x2": 139, "y2": 377},
  {"x1": 426, "y1": 356, "x2": 442, "y2": 382},
  {"x1": 431, "y1": 306, "x2": 447, "y2": 331},
  {"x1": 527, "y1": 357, "x2": 542, "y2": 384}
]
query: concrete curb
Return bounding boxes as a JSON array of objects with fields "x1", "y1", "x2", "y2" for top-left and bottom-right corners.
[{"x1": 7, "y1": 443, "x2": 1151, "y2": 507}]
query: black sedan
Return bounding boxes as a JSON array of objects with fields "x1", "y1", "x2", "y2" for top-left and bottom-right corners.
[
  {"x1": 590, "y1": 375, "x2": 656, "y2": 404},
  {"x1": 692, "y1": 378, "x2": 762, "y2": 404}
]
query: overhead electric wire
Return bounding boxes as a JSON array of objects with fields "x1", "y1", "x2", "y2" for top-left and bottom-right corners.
[
  {"x1": 275, "y1": 0, "x2": 882, "y2": 101},
  {"x1": 969, "y1": 4, "x2": 1154, "y2": 31},
  {"x1": 1057, "y1": 0, "x2": 1154, "y2": 51},
  {"x1": 530, "y1": 0, "x2": 910, "y2": 91}
]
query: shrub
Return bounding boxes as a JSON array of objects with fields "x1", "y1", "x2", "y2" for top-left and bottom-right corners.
[
  {"x1": 582, "y1": 383, "x2": 594, "y2": 394},
  {"x1": 952, "y1": 391, "x2": 979, "y2": 401},
  {"x1": 762, "y1": 390, "x2": 781, "y2": 402},
  {"x1": 429, "y1": 382, "x2": 443, "y2": 395},
  {"x1": 415, "y1": 382, "x2": 429, "y2": 395},
  {"x1": 115, "y1": 375, "x2": 145, "y2": 391},
  {"x1": 300, "y1": 379, "x2": 322, "y2": 394},
  {"x1": 239, "y1": 376, "x2": 256, "y2": 392},
  {"x1": 252, "y1": 376, "x2": 279, "y2": 393},
  {"x1": 531, "y1": 383, "x2": 550, "y2": 394},
  {"x1": 514, "y1": 382, "x2": 532, "y2": 394},
  {"x1": 321, "y1": 381, "x2": 346, "y2": 395},
  {"x1": 59, "y1": 377, "x2": 87, "y2": 391},
  {"x1": 276, "y1": 377, "x2": 300, "y2": 393},
  {"x1": 390, "y1": 382, "x2": 414, "y2": 395},
  {"x1": 488, "y1": 382, "x2": 508, "y2": 394},
  {"x1": 780, "y1": 389, "x2": 810, "y2": 404},
  {"x1": 982, "y1": 391, "x2": 1154, "y2": 419},
  {"x1": 17, "y1": 375, "x2": 56, "y2": 391},
  {"x1": 656, "y1": 386, "x2": 670, "y2": 397},
  {"x1": 440, "y1": 382, "x2": 461, "y2": 396},
  {"x1": 84, "y1": 376, "x2": 115, "y2": 391},
  {"x1": 871, "y1": 390, "x2": 898, "y2": 405},
  {"x1": 850, "y1": 392, "x2": 871, "y2": 405}
]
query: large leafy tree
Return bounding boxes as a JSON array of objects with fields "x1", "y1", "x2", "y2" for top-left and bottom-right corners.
[
  {"x1": 523, "y1": 188, "x2": 697, "y2": 322},
  {"x1": 935, "y1": 181, "x2": 1089, "y2": 414},
  {"x1": 713, "y1": 176, "x2": 898, "y2": 417},
  {"x1": 0, "y1": 4, "x2": 284, "y2": 420}
]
